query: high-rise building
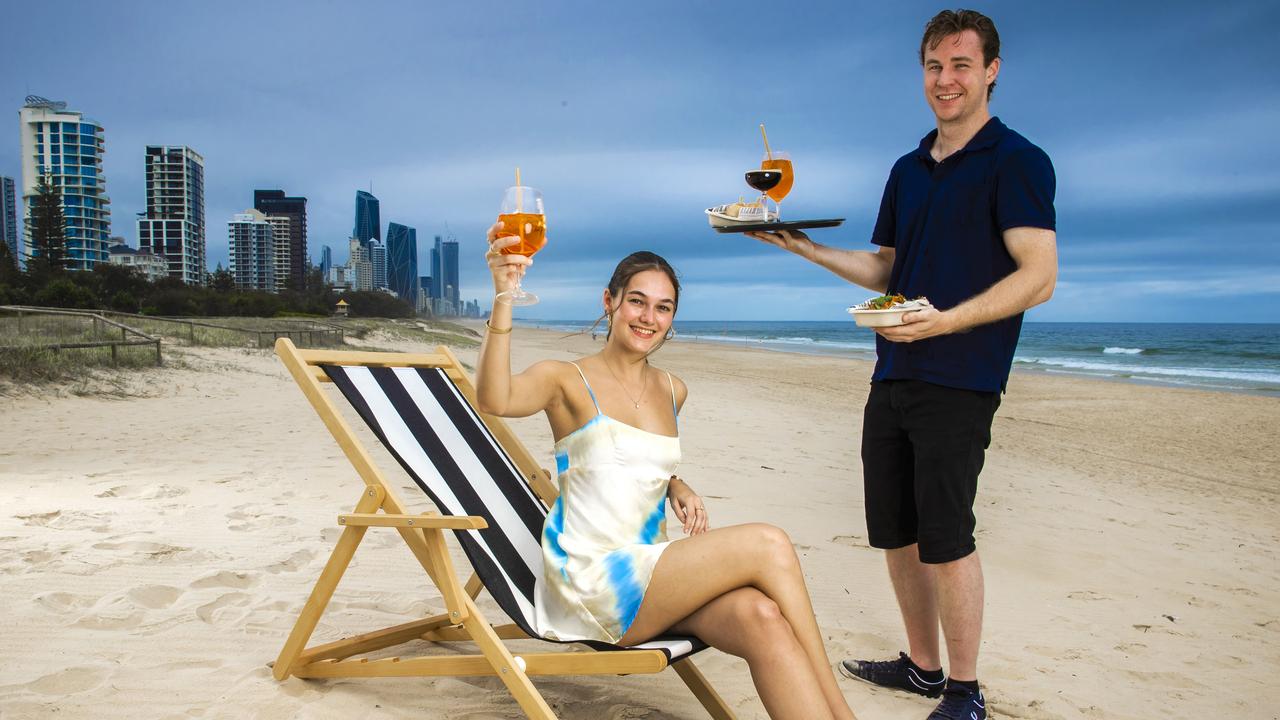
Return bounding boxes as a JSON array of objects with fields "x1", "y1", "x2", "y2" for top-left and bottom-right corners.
[
  {"x1": 253, "y1": 189, "x2": 307, "y2": 289},
  {"x1": 442, "y1": 235, "x2": 460, "y2": 305},
  {"x1": 228, "y1": 209, "x2": 276, "y2": 291},
  {"x1": 265, "y1": 214, "x2": 291, "y2": 287},
  {"x1": 353, "y1": 190, "x2": 380, "y2": 246},
  {"x1": 136, "y1": 145, "x2": 205, "y2": 284},
  {"x1": 347, "y1": 236, "x2": 372, "y2": 291},
  {"x1": 427, "y1": 234, "x2": 461, "y2": 314},
  {"x1": 319, "y1": 245, "x2": 332, "y2": 279},
  {"x1": 369, "y1": 240, "x2": 387, "y2": 290},
  {"x1": 430, "y1": 235, "x2": 443, "y2": 300},
  {"x1": 386, "y1": 222, "x2": 418, "y2": 302},
  {"x1": 18, "y1": 95, "x2": 111, "y2": 271},
  {"x1": 0, "y1": 176, "x2": 16, "y2": 264}
]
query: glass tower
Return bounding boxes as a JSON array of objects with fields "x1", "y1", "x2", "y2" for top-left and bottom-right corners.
[
  {"x1": 18, "y1": 96, "x2": 111, "y2": 271},
  {"x1": 353, "y1": 190, "x2": 380, "y2": 245},
  {"x1": 386, "y1": 222, "x2": 418, "y2": 302}
]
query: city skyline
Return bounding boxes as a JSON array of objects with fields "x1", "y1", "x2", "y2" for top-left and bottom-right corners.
[{"x1": 2, "y1": 1, "x2": 1277, "y2": 321}]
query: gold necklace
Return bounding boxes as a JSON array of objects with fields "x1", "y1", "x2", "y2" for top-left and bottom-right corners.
[{"x1": 603, "y1": 359, "x2": 648, "y2": 409}]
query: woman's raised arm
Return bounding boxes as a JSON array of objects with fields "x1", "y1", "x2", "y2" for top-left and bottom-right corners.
[{"x1": 475, "y1": 223, "x2": 561, "y2": 417}]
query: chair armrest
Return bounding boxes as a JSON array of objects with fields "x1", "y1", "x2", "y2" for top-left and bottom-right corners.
[{"x1": 338, "y1": 513, "x2": 489, "y2": 529}]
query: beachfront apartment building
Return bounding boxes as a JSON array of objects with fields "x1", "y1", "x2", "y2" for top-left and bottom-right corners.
[
  {"x1": 228, "y1": 209, "x2": 277, "y2": 292},
  {"x1": 108, "y1": 242, "x2": 169, "y2": 282},
  {"x1": 319, "y1": 244, "x2": 331, "y2": 279},
  {"x1": 137, "y1": 145, "x2": 206, "y2": 284},
  {"x1": 386, "y1": 222, "x2": 418, "y2": 302},
  {"x1": 1, "y1": 176, "x2": 16, "y2": 265},
  {"x1": 253, "y1": 190, "x2": 307, "y2": 290},
  {"x1": 18, "y1": 95, "x2": 112, "y2": 271},
  {"x1": 265, "y1": 214, "x2": 291, "y2": 289}
]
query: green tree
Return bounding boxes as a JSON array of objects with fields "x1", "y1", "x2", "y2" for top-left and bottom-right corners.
[
  {"x1": 209, "y1": 264, "x2": 235, "y2": 292},
  {"x1": 0, "y1": 240, "x2": 21, "y2": 287},
  {"x1": 340, "y1": 290, "x2": 416, "y2": 318},
  {"x1": 27, "y1": 173, "x2": 69, "y2": 279}
]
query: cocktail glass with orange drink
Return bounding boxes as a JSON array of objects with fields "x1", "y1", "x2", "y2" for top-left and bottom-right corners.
[
  {"x1": 760, "y1": 150, "x2": 793, "y2": 219},
  {"x1": 495, "y1": 185, "x2": 546, "y2": 306}
]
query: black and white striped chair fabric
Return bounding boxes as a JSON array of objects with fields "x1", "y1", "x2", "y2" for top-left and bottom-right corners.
[{"x1": 323, "y1": 364, "x2": 705, "y2": 662}]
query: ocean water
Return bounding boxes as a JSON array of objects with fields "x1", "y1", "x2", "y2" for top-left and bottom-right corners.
[{"x1": 519, "y1": 320, "x2": 1280, "y2": 397}]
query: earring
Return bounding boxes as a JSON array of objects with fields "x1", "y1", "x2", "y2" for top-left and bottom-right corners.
[{"x1": 665, "y1": 328, "x2": 675, "y2": 340}]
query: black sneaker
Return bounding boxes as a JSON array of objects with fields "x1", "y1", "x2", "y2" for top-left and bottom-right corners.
[
  {"x1": 837, "y1": 652, "x2": 945, "y2": 698},
  {"x1": 927, "y1": 686, "x2": 986, "y2": 720}
]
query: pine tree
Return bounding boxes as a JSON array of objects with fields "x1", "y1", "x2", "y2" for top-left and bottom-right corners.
[{"x1": 28, "y1": 173, "x2": 69, "y2": 278}]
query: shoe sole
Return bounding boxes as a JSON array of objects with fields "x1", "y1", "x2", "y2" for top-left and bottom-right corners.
[{"x1": 836, "y1": 661, "x2": 944, "y2": 699}]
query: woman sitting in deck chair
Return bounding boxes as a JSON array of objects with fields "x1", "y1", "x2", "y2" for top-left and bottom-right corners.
[{"x1": 476, "y1": 228, "x2": 857, "y2": 720}]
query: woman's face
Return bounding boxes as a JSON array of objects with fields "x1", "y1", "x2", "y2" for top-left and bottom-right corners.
[{"x1": 604, "y1": 269, "x2": 677, "y2": 354}]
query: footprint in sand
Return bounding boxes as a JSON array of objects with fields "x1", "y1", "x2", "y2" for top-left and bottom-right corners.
[
  {"x1": 265, "y1": 549, "x2": 315, "y2": 574},
  {"x1": 226, "y1": 509, "x2": 299, "y2": 532},
  {"x1": 191, "y1": 570, "x2": 258, "y2": 590},
  {"x1": 127, "y1": 584, "x2": 183, "y2": 609},
  {"x1": 95, "y1": 484, "x2": 188, "y2": 500},
  {"x1": 73, "y1": 603, "x2": 145, "y2": 631},
  {"x1": 34, "y1": 592, "x2": 98, "y2": 614},
  {"x1": 14, "y1": 510, "x2": 62, "y2": 526},
  {"x1": 196, "y1": 592, "x2": 254, "y2": 624},
  {"x1": 22, "y1": 666, "x2": 109, "y2": 695},
  {"x1": 830, "y1": 534, "x2": 867, "y2": 548},
  {"x1": 91, "y1": 541, "x2": 204, "y2": 564}
]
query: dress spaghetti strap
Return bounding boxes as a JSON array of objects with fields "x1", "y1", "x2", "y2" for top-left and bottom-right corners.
[
  {"x1": 568, "y1": 362, "x2": 602, "y2": 415},
  {"x1": 664, "y1": 371, "x2": 678, "y2": 425}
]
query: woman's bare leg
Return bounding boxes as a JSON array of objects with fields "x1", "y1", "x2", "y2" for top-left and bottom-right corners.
[
  {"x1": 617, "y1": 523, "x2": 855, "y2": 720},
  {"x1": 669, "y1": 587, "x2": 832, "y2": 720}
]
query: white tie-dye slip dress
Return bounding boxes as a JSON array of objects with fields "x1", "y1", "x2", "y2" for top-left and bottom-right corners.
[{"x1": 531, "y1": 362, "x2": 680, "y2": 643}]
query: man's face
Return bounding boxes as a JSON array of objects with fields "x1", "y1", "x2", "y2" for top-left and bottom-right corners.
[{"x1": 922, "y1": 29, "x2": 1000, "y2": 124}]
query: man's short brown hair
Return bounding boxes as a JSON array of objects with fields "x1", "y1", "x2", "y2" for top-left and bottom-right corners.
[{"x1": 920, "y1": 9, "x2": 1001, "y2": 99}]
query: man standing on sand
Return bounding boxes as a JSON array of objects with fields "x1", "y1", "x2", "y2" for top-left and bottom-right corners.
[{"x1": 747, "y1": 9, "x2": 1057, "y2": 720}]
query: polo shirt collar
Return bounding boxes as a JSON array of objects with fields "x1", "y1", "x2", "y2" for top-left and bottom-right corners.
[{"x1": 914, "y1": 116, "x2": 1007, "y2": 161}]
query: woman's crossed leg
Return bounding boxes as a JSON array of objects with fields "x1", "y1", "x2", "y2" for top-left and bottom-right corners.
[{"x1": 617, "y1": 523, "x2": 856, "y2": 720}]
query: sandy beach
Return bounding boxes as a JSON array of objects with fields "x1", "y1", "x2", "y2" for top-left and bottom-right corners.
[{"x1": 1, "y1": 325, "x2": 1276, "y2": 719}]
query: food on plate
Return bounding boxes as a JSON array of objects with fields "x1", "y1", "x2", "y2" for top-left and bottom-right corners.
[
  {"x1": 852, "y1": 294, "x2": 931, "y2": 311},
  {"x1": 706, "y1": 198, "x2": 775, "y2": 227}
]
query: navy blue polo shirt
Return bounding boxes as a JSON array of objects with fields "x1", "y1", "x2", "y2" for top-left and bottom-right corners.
[{"x1": 870, "y1": 117, "x2": 1055, "y2": 392}]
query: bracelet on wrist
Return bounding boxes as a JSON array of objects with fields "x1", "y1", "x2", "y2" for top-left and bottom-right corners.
[{"x1": 485, "y1": 320, "x2": 512, "y2": 335}]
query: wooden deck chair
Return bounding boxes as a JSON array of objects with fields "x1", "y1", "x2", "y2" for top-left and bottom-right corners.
[{"x1": 271, "y1": 338, "x2": 736, "y2": 719}]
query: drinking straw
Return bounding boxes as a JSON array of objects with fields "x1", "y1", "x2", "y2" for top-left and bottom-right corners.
[
  {"x1": 760, "y1": 124, "x2": 773, "y2": 162},
  {"x1": 515, "y1": 167, "x2": 522, "y2": 212}
]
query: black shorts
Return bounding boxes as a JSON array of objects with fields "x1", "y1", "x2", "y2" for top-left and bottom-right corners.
[{"x1": 861, "y1": 379, "x2": 1001, "y2": 564}]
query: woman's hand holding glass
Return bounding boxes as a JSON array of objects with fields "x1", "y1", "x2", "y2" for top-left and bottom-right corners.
[{"x1": 486, "y1": 221, "x2": 534, "y2": 298}]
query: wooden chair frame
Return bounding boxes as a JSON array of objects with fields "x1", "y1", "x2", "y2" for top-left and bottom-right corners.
[{"x1": 271, "y1": 338, "x2": 735, "y2": 719}]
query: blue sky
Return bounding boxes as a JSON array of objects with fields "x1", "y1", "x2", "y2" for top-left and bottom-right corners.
[{"x1": 3, "y1": 0, "x2": 1277, "y2": 321}]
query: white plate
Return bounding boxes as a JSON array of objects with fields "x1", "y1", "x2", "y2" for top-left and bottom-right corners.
[{"x1": 846, "y1": 299, "x2": 932, "y2": 327}]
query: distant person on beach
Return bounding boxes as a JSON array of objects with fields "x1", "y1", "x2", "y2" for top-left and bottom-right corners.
[
  {"x1": 747, "y1": 9, "x2": 1057, "y2": 720},
  {"x1": 477, "y1": 240, "x2": 857, "y2": 720}
]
